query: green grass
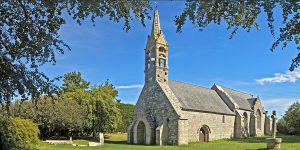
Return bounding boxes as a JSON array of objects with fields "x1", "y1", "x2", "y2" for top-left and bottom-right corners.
[{"x1": 36, "y1": 133, "x2": 300, "y2": 150}]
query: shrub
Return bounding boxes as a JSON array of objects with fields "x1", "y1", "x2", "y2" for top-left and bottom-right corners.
[
  {"x1": 277, "y1": 118, "x2": 288, "y2": 134},
  {"x1": 0, "y1": 117, "x2": 39, "y2": 150}
]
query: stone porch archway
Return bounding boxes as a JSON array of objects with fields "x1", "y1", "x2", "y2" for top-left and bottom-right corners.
[
  {"x1": 133, "y1": 118, "x2": 153, "y2": 145},
  {"x1": 137, "y1": 121, "x2": 146, "y2": 144}
]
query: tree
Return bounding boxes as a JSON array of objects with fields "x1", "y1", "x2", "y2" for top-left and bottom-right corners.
[
  {"x1": 116, "y1": 102, "x2": 134, "y2": 133},
  {"x1": 90, "y1": 81, "x2": 121, "y2": 134},
  {"x1": 60, "y1": 72, "x2": 121, "y2": 135},
  {"x1": 61, "y1": 72, "x2": 90, "y2": 92},
  {"x1": 0, "y1": 1, "x2": 151, "y2": 105},
  {"x1": 175, "y1": 0, "x2": 300, "y2": 71},
  {"x1": 283, "y1": 101, "x2": 300, "y2": 135},
  {"x1": 11, "y1": 97, "x2": 88, "y2": 138},
  {"x1": 277, "y1": 117, "x2": 288, "y2": 134}
]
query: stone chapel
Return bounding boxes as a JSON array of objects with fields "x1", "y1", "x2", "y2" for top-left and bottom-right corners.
[{"x1": 127, "y1": 9, "x2": 272, "y2": 145}]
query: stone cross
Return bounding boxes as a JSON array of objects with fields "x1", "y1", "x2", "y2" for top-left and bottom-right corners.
[{"x1": 271, "y1": 110, "x2": 277, "y2": 138}]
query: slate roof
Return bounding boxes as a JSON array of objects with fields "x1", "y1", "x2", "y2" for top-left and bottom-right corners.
[
  {"x1": 168, "y1": 80, "x2": 235, "y2": 115},
  {"x1": 247, "y1": 98, "x2": 257, "y2": 107},
  {"x1": 218, "y1": 86, "x2": 254, "y2": 111}
]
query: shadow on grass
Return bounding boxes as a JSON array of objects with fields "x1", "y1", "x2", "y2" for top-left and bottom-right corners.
[
  {"x1": 72, "y1": 136, "x2": 98, "y2": 142},
  {"x1": 104, "y1": 140, "x2": 127, "y2": 144},
  {"x1": 104, "y1": 134, "x2": 128, "y2": 144},
  {"x1": 229, "y1": 136, "x2": 267, "y2": 143},
  {"x1": 229, "y1": 134, "x2": 300, "y2": 143}
]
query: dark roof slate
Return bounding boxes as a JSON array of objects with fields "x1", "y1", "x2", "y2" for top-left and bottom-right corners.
[
  {"x1": 247, "y1": 98, "x2": 257, "y2": 107},
  {"x1": 168, "y1": 80, "x2": 235, "y2": 115},
  {"x1": 219, "y1": 86, "x2": 253, "y2": 111}
]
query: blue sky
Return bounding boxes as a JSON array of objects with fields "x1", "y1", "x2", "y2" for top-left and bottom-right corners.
[{"x1": 41, "y1": 1, "x2": 299, "y2": 117}]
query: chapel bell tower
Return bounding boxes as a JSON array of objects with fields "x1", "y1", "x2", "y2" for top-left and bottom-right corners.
[{"x1": 144, "y1": 9, "x2": 169, "y2": 83}]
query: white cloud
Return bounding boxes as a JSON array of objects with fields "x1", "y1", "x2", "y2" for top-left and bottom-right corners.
[
  {"x1": 256, "y1": 69, "x2": 300, "y2": 85},
  {"x1": 262, "y1": 98, "x2": 299, "y2": 117},
  {"x1": 116, "y1": 84, "x2": 143, "y2": 89}
]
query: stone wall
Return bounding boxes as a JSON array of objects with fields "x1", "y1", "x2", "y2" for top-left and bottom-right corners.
[
  {"x1": 253, "y1": 99, "x2": 265, "y2": 136},
  {"x1": 264, "y1": 113, "x2": 272, "y2": 136},
  {"x1": 178, "y1": 119, "x2": 189, "y2": 145},
  {"x1": 235, "y1": 109, "x2": 252, "y2": 138},
  {"x1": 129, "y1": 81, "x2": 180, "y2": 145},
  {"x1": 250, "y1": 113, "x2": 256, "y2": 136},
  {"x1": 182, "y1": 110, "x2": 235, "y2": 142}
]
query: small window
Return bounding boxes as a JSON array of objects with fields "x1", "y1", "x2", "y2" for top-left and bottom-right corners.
[
  {"x1": 159, "y1": 58, "x2": 166, "y2": 68},
  {"x1": 222, "y1": 115, "x2": 225, "y2": 123},
  {"x1": 159, "y1": 47, "x2": 166, "y2": 53}
]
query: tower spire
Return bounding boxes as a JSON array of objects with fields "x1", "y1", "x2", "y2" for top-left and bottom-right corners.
[
  {"x1": 151, "y1": 8, "x2": 161, "y2": 37},
  {"x1": 144, "y1": 7, "x2": 168, "y2": 83}
]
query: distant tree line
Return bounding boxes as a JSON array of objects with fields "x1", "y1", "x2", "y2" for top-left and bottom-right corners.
[
  {"x1": 277, "y1": 101, "x2": 300, "y2": 135},
  {"x1": 0, "y1": 71, "x2": 134, "y2": 139}
]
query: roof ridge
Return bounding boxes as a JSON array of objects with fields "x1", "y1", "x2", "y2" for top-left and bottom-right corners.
[
  {"x1": 215, "y1": 84, "x2": 253, "y2": 97},
  {"x1": 169, "y1": 80, "x2": 214, "y2": 91}
]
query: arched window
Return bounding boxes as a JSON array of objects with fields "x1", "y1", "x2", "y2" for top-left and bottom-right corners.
[
  {"x1": 243, "y1": 112, "x2": 248, "y2": 130},
  {"x1": 146, "y1": 51, "x2": 153, "y2": 69},
  {"x1": 159, "y1": 47, "x2": 166, "y2": 53},
  {"x1": 159, "y1": 54, "x2": 166, "y2": 57},
  {"x1": 159, "y1": 58, "x2": 166, "y2": 68},
  {"x1": 256, "y1": 109, "x2": 261, "y2": 130}
]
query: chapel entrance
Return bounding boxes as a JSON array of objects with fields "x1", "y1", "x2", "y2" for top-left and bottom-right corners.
[
  {"x1": 137, "y1": 121, "x2": 146, "y2": 144},
  {"x1": 199, "y1": 126, "x2": 209, "y2": 142}
]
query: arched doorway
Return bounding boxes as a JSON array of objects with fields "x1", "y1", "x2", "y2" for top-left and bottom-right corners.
[
  {"x1": 256, "y1": 109, "x2": 261, "y2": 130},
  {"x1": 199, "y1": 125, "x2": 210, "y2": 142},
  {"x1": 137, "y1": 121, "x2": 146, "y2": 144}
]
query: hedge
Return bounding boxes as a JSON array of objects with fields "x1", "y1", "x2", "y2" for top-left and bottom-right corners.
[{"x1": 0, "y1": 117, "x2": 39, "y2": 150}]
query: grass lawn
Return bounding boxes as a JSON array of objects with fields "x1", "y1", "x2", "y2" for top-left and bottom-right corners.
[{"x1": 36, "y1": 133, "x2": 300, "y2": 150}]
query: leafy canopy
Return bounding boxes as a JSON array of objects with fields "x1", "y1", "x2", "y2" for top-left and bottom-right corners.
[
  {"x1": 61, "y1": 72, "x2": 121, "y2": 134},
  {"x1": 61, "y1": 72, "x2": 90, "y2": 92},
  {"x1": 11, "y1": 97, "x2": 88, "y2": 138},
  {"x1": 91, "y1": 82, "x2": 121, "y2": 133},
  {"x1": 175, "y1": 0, "x2": 300, "y2": 71},
  {"x1": 116, "y1": 103, "x2": 134, "y2": 132},
  {"x1": 277, "y1": 101, "x2": 300, "y2": 135},
  {"x1": 0, "y1": 0, "x2": 151, "y2": 104}
]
